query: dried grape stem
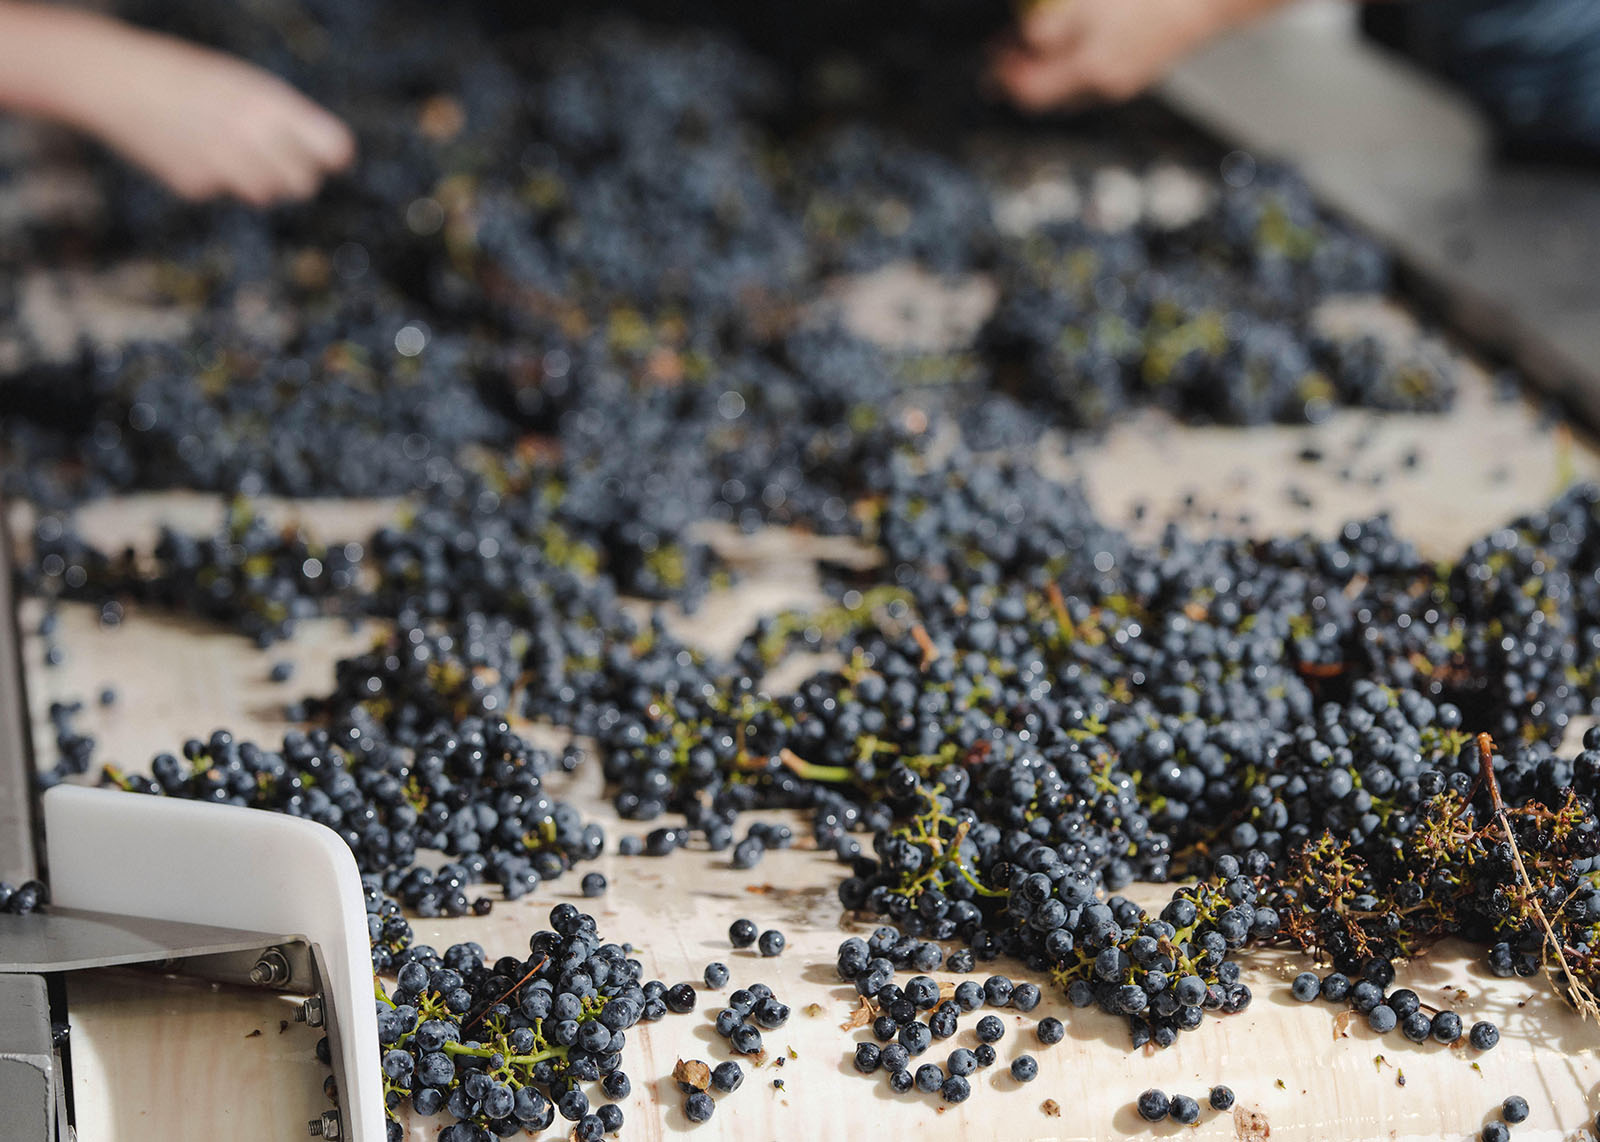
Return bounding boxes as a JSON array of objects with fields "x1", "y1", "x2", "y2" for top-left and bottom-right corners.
[
  {"x1": 1475, "y1": 732, "x2": 1600, "y2": 1023},
  {"x1": 463, "y1": 955, "x2": 549, "y2": 1033}
]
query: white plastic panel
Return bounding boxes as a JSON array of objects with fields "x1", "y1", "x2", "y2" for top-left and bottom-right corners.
[{"x1": 42, "y1": 785, "x2": 383, "y2": 1142}]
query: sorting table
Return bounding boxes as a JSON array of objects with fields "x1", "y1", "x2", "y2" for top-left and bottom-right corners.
[{"x1": 11, "y1": 328, "x2": 1600, "y2": 1140}]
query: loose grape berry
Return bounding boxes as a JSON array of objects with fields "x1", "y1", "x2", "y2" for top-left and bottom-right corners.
[
  {"x1": 1401, "y1": 1011, "x2": 1432, "y2": 1042},
  {"x1": 899, "y1": 1022, "x2": 932, "y2": 1056},
  {"x1": 941, "y1": 1074, "x2": 971, "y2": 1103},
  {"x1": 1169, "y1": 1095, "x2": 1200, "y2": 1125},
  {"x1": 905, "y1": 976, "x2": 938, "y2": 1009},
  {"x1": 729, "y1": 920, "x2": 757, "y2": 948},
  {"x1": 753, "y1": 997, "x2": 789, "y2": 1028},
  {"x1": 1387, "y1": 989, "x2": 1420, "y2": 1020},
  {"x1": 558, "y1": 1088, "x2": 589, "y2": 1122},
  {"x1": 711, "y1": 1062, "x2": 743, "y2": 1093},
  {"x1": 954, "y1": 981, "x2": 984, "y2": 1012},
  {"x1": 684, "y1": 1092, "x2": 714, "y2": 1123},
  {"x1": 1036, "y1": 1017, "x2": 1065, "y2": 1045},
  {"x1": 1470, "y1": 1022, "x2": 1501, "y2": 1051},
  {"x1": 1010, "y1": 1055, "x2": 1038, "y2": 1082},
  {"x1": 704, "y1": 962, "x2": 729, "y2": 989},
  {"x1": 984, "y1": 977, "x2": 1014, "y2": 1007},
  {"x1": 1502, "y1": 1096, "x2": 1528, "y2": 1124},
  {"x1": 757, "y1": 930, "x2": 785, "y2": 957},
  {"x1": 1350, "y1": 981, "x2": 1383, "y2": 1013},
  {"x1": 1209, "y1": 1086, "x2": 1235, "y2": 1111},
  {"x1": 1137, "y1": 1090, "x2": 1170, "y2": 1122}
]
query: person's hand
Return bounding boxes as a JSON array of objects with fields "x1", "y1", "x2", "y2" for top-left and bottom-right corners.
[
  {"x1": 991, "y1": 0, "x2": 1271, "y2": 111},
  {"x1": 68, "y1": 25, "x2": 355, "y2": 205},
  {"x1": 0, "y1": 4, "x2": 353, "y2": 206}
]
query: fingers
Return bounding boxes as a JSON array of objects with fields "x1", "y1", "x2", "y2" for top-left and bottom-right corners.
[
  {"x1": 284, "y1": 90, "x2": 357, "y2": 173},
  {"x1": 992, "y1": 31, "x2": 1148, "y2": 111},
  {"x1": 992, "y1": 43, "x2": 1097, "y2": 111},
  {"x1": 212, "y1": 102, "x2": 352, "y2": 206},
  {"x1": 991, "y1": 0, "x2": 1104, "y2": 112},
  {"x1": 247, "y1": 81, "x2": 355, "y2": 204},
  {"x1": 1016, "y1": 0, "x2": 1085, "y2": 52},
  {"x1": 187, "y1": 70, "x2": 356, "y2": 206},
  {"x1": 993, "y1": 0, "x2": 1201, "y2": 112},
  {"x1": 985, "y1": 0, "x2": 1086, "y2": 109}
]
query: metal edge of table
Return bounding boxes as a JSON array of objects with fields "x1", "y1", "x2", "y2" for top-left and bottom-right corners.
[
  {"x1": 1160, "y1": 1, "x2": 1600, "y2": 431},
  {"x1": 0, "y1": 496, "x2": 57, "y2": 1140},
  {"x1": 0, "y1": 492, "x2": 39, "y2": 885}
]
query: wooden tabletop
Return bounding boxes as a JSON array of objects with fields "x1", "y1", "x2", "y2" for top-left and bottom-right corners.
[{"x1": 16, "y1": 276, "x2": 1600, "y2": 1141}]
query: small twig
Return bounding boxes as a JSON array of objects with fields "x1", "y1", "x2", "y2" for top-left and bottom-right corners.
[{"x1": 463, "y1": 955, "x2": 549, "y2": 1034}]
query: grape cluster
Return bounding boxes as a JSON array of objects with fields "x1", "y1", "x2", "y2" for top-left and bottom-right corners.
[
  {"x1": 984, "y1": 164, "x2": 1444, "y2": 430},
  {"x1": 27, "y1": 503, "x2": 366, "y2": 648},
  {"x1": 368, "y1": 899, "x2": 658, "y2": 1141}
]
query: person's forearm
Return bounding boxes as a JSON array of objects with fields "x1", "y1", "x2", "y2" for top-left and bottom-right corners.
[
  {"x1": 0, "y1": 1, "x2": 352, "y2": 204},
  {"x1": 0, "y1": 3, "x2": 138, "y2": 129}
]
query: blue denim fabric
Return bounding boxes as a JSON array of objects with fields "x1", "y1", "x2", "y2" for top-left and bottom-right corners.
[{"x1": 1407, "y1": 0, "x2": 1600, "y2": 151}]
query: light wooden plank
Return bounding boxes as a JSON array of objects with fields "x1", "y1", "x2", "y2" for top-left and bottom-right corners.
[{"x1": 18, "y1": 344, "x2": 1600, "y2": 1140}]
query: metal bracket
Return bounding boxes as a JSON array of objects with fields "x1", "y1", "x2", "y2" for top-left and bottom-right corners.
[
  {"x1": 0, "y1": 908, "x2": 311, "y2": 979},
  {"x1": 0, "y1": 910, "x2": 334, "y2": 1142}
]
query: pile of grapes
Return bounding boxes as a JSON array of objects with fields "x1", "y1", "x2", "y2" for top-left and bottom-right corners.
[{"x1": 4, "y1": 5, "x2": 1598, "y2": 1139}]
